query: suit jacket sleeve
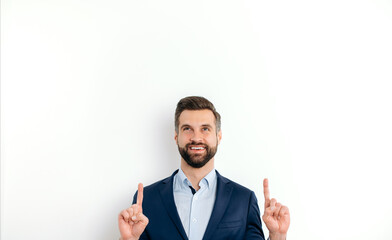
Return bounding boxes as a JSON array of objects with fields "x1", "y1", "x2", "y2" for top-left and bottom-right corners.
[{"x1": 244, "y1": 191, "x2": 265, "y2": 240}]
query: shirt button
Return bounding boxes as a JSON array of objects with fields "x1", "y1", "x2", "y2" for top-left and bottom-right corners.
[{"x1": 192, "y1": 218, "x2": 197, "y2": 223}]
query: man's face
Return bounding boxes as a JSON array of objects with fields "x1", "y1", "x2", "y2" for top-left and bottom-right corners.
[{"x1": 175, "y1": 109, "x2": 222, "y2": 168}]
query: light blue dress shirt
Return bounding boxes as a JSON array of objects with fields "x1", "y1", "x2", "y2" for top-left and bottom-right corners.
[{"x1": 173, "y1": 168, "x2": 217, "y2": 240}]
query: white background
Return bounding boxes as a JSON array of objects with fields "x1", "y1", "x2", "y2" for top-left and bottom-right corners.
[{"x1": 1, "y1": 0, "x2": 392, "y2": 239}]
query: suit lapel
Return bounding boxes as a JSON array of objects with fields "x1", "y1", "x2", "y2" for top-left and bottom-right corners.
[
  {"x1": 202, "y1": 171, "x2": 233, "y2": 240},
  {"x1": 159, "y1": 170, "x2": 188, "y2": 240}
]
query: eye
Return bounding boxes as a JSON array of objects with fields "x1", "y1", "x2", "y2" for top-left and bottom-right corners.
[
  {"x1": 183, "y1": 127, "x2": 191, "y2": 131},
  {"x1": 202, "y1": 127, "x2": 210, "y2": 131}
]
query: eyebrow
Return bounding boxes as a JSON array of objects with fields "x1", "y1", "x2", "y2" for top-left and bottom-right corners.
[
  {"x1": 180, "y1": 124, "x2": 191, "y2": 129},
  {"x1": 180, "y1": 124, "x2": 214, "y2": 129}
]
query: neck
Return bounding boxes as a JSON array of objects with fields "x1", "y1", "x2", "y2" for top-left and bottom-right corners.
[{"x1": 180, "y1": 158, "x2": 214, "y2": 191}]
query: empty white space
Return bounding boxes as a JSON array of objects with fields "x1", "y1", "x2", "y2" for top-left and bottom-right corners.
[{"x1": 1, "y1": 0, "x2": 392, "y2": 239}]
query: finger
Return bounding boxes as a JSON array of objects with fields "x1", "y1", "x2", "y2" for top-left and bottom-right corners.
[
  {"x1": 131, "y1": 204, "x2": 140, "y2": 221},
  {"x1": 263, "y1": 205, "x2": 273, "y2": 217},
  {"x1": 120, "y1": 209, "x2": 130, "y2": 222},
  {"x1": 126, "y1": 208, "x2": 134, "y2": 222},
  {"x1": 137, "y1": 183, "x2": 144, "y2": 207},
  {"x1": 273, "y1": 202, "x2": 282, "y2": 217},
  {"x1": 126, "y1": 207, "x2": 134, "y2": 216},
  {"x1": 279, "y1": 205, "x2": 290, "y2": 217},
  {"x1": 270, "y1": 198, "x2": 277, "y2": 211},
  {"x1": 134, "y1": 212, "x2": 149, "y2": 226},
  {"x1": 263, "y1": 178, "x2": 270, "y2": 208}
]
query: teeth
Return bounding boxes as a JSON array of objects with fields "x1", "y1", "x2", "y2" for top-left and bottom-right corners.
[{"x1": 191, "y1": 147, "x2": 204, "y2": 150}]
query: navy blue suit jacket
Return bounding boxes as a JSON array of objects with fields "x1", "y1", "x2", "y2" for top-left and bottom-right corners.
[{"x1": 133, "y1": 170, "x2": 265, "y2": 240}]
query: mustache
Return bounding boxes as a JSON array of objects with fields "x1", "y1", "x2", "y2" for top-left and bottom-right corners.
[{"x1": 185, "y1": 142, "x2": 208, "y2": 148}]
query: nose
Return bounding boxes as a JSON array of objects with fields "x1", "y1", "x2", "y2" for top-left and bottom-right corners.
[{"x1": 190, "y1": 130, "x2": 203, "y2": 143}]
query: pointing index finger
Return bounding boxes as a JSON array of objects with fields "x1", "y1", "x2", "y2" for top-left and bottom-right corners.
[
  {"x1": 137, "y1": 183, "x2": 144, "y2": 207},
  {"x1": 263, "y1": 178, "x2": 270, "y2": 208}
]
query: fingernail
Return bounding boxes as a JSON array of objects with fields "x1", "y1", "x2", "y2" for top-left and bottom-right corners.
[
  {"x1": 271, "y1": 206, "x2": 275, "y2": 211},
  {"x1": 132, "y1": 216, "x2": 136, "y2": 220}
]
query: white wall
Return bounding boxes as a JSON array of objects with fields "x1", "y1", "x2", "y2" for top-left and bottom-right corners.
[{"x1": 2, "y1": 0, "x2": 392, "y2": 239}]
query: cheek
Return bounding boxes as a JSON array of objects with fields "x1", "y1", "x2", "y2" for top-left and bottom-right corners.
[
  {"x1": 177, "y1": 135, "x2": 188, "y2": 145},
  {"x1": 206, "y1": 135, "x2": 218, "y2": 144}
]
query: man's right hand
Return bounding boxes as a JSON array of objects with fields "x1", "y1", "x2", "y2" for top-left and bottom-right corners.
[{"x1": 118, "y1": 183, "x2": 149, "y2": 240}]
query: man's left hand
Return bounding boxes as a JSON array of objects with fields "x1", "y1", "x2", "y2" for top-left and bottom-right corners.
[{"x1": 262, "y1": 178, "x2": 290, "y2": 240}]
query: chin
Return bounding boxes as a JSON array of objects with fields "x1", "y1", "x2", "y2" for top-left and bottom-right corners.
[{"x1": 186, "y1": 158, "x2": 211, "y2": 168}]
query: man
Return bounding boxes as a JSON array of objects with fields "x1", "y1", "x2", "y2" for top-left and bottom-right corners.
[{"x1": 118, "y1": 96, "x2": 290, "y2": 240}]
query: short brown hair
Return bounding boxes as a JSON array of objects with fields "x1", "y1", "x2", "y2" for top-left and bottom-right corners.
[{"x1": 175, "y1": 96, "x2": 221, "y2": 133}]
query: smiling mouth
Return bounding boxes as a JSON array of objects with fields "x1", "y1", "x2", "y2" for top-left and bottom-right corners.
[
  {"x1": 190, "y1": 147, "x2": 205, "y2": 150},
  {"x1": 188, "y1": 145, "x2": 206, "y2": 152}
]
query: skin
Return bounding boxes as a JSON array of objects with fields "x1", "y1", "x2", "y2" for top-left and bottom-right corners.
[
  {"x1": 174, "y1": 110, "x2": 221, "y2": 191},
  {"x1": 263, "y1": 178, "x2": 290, "y2": 240},
  {"x1": 118, "y1": 109, "x2": 290, "y2": 240},
  {"x1": 118, "y1": 183, "x2": 149, "y2": 240}
]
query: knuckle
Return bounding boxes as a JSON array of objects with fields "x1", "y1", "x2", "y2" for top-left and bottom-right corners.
[{"x1": 264, "y1": 208, "x2": 272, "y2": 214}]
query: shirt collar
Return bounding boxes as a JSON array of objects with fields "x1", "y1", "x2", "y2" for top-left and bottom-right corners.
[{"x1": 177, "y1": 168, "x2": 216, "y2": 189}]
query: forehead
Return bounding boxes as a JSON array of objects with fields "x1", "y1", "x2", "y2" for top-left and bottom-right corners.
[{"x1": 179, "y1": 110, "x2": 216, "y2": 127}]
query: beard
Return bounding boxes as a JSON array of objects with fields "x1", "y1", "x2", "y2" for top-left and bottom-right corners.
[{"x1": 177, "y1": 141, "x2": 218, "y2": 168}]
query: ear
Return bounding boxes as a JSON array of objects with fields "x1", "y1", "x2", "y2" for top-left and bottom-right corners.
[
  {"x1": 217, "y1": 130, "x2": 222, "y2": 144},
  {"x1": 174, "y1": 131, "x2": 178, "y2": 144}
]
